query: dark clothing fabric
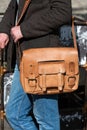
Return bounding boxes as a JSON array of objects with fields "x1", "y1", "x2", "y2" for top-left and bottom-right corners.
[{"x1": 0, "y1": 0, "x2": 72, "y2": 71}]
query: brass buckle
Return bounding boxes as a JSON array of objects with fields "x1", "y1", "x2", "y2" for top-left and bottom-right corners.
[{"x1": 28, "y1": 79, "x2": 37, "y2": 87}]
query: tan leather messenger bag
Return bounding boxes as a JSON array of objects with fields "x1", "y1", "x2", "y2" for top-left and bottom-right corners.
[{"x1": 17, "y1": 0, "x2": 79, "y2": 94}]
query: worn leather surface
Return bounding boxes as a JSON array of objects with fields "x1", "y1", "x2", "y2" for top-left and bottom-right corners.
[{"x1": 20, "y1": 47, "x2": 79, "y2": 94}]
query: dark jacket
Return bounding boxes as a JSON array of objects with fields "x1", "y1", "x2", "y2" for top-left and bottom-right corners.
[{"x1": 0, "y1": 0, "x2": 72, "y2": 71}]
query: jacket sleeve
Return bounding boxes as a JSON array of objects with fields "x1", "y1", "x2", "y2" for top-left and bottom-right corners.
[
  {"x1": 0, "y1": 0, "x2": 15, "y2": 35},
  {"x1": 20, "y1": 0, "x2": 72, "y2": 38}
]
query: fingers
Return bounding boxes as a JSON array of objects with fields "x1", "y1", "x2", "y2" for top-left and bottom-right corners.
[
  {"x1": 0, "y1": 40, "x2": 8, "y2": 49},
  {"x1": 11, "y1": 26, "x2": 23, "y2": 43},
  {"x1": 0, "y1": 43, "x2": 6, "y2": 49},
  {"x1": 11, "y1": 26, "x2": 18, "y2": 43},
  {"x1": 0, "y1": 33, "x2": 9, "y2": 49}
]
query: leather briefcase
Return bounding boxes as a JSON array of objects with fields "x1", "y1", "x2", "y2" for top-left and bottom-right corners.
[{"x1": 19, "y1": 19, "x2": 79, "y2": 95}]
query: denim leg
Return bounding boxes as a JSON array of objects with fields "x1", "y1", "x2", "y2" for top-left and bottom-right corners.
[
  {"x1": 33, "y1": 94, "x2": 60, "y2": 130},
  {"x1": 5, "y1": 65, "x2": 38, "y2": 130}
]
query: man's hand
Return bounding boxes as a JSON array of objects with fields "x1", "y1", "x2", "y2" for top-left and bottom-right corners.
[
  {"x1": 0, "y1": 33, "x2": 9, "y2": 49},
  {"x1": 11, "y1": 26, "x2": 23, "y2": 43}
]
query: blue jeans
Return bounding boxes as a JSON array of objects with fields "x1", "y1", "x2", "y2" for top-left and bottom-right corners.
[{"x1": 6, "y1": 65, "x2": 60, "y2": 130}]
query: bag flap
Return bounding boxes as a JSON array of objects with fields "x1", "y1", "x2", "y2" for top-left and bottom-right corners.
[{"x1": 21, "y1": 47, "x2": 79, "y2": 77}]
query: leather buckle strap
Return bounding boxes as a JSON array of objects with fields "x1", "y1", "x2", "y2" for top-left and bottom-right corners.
[{"x1": 41, "y1": 73, "x2": 64, "y2": 92}]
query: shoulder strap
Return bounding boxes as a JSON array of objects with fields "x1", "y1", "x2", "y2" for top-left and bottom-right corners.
[
  {"x1": 16, "y1": 0, "x2": 31, "y2": 59},
  {"x1": 17, "y1": 0, "x2": 31, "y2": 25},
  {"x1": 72, "y1": 16, "x2": 77, "y2": 49}
]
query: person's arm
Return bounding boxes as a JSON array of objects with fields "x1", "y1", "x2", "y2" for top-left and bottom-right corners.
[
  {"x1": 0, "y1": 0, "x2": 15, "y2": 48},
  {"x1": 20, "y1": 0, "x2": 72, "y2": 38},
  {"x1": 0, "y1": 0, "x2": 15, "y2": 35}
]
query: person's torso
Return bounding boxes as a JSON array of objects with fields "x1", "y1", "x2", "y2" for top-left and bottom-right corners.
[{"x1": 17, "y1": 0, "x2": 61, "y2": 51}]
